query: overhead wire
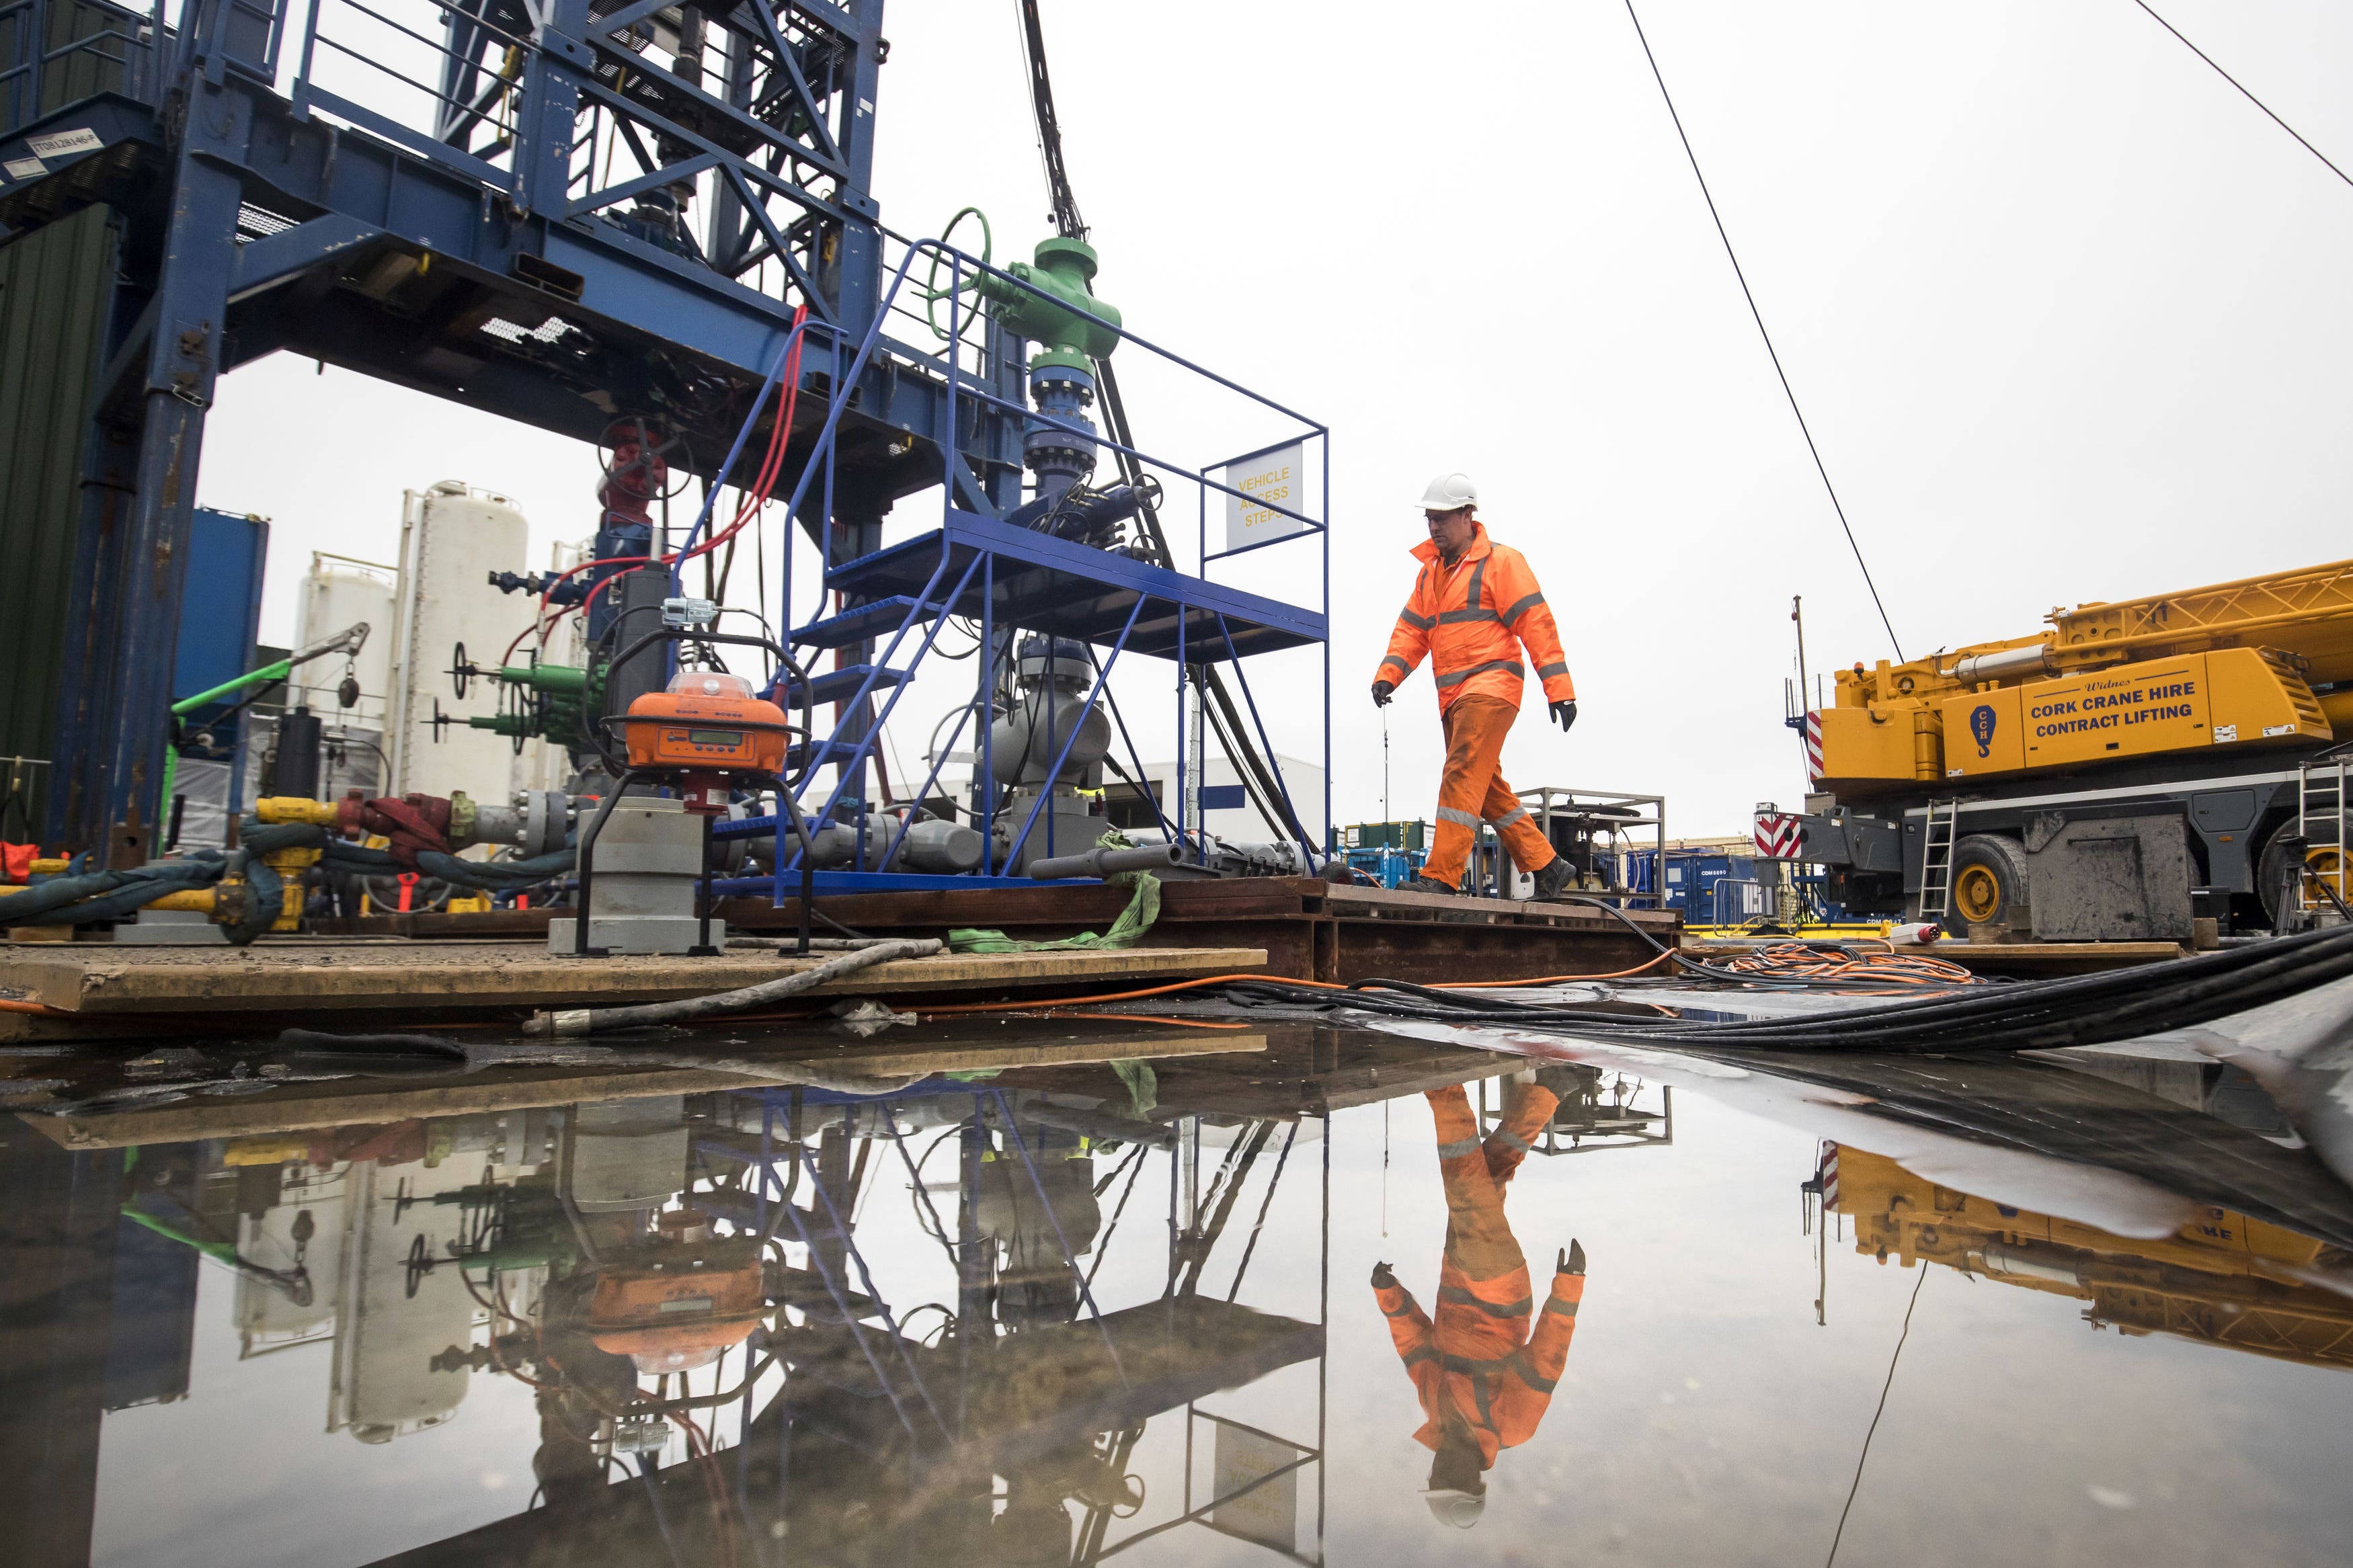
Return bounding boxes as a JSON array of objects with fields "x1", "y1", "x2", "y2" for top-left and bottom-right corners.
[
  {"x1": 1621, "y1": 0, "x2": 1905, "y2": 662},
  {"x1": 1825, "y1": 1266, "x2": 1929, "y2": 1567},
  {"x1": 2130, "y1": 1, "x2": 2353, "y2": 192}
]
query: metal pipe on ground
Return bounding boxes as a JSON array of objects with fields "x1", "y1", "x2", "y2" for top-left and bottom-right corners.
[{"x1": 1027, "y1": 841, "x2": 1186, "y2": 880}]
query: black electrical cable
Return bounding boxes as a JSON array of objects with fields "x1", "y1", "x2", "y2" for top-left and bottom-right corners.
[
  {"x1": 1200, "y1": 919, "x2": 2353, "y2": 1054},
  {"x1": 1011, "y1": 0, "x2": 1315, "y2": 854},
  {"x1": 1016, "y1": 0, "x2": 1088, "y2": 239},
  {"x1": 2130, "y1": 1, "x2": 2353, "y2": 193},
  {"x1": 1622, "y1": 0, "x2": 1905, "y2": 663}
]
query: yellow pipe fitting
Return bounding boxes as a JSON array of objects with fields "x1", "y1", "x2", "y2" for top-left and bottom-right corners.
[
  {"x1": 263, "y1": 846, "x2": 322, "y2": 932},
  {"x1": 254, "y1": 796, "x2": 339, "y2": 826}
]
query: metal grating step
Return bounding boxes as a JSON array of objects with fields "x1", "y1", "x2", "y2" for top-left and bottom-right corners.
[
  {"x1": 785, "y1": 735, "x2": 871, "y2": 773},
  {"x1": 774, "y1": 664, "x2": 908, "y2": 708},
  {"x1": 789, "y1": 597, "x2": 942, "y2": 651}
]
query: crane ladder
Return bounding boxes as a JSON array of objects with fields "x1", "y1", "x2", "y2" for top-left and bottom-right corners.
[
  {"x1": 2296, "y1": 759, "x2": 2349, "y2": 916},
  {"x1": 1919, "y1": 799, "x2": 1960, "y2": 918}
]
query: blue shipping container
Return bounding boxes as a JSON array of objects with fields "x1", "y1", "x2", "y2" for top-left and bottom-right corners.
[
  {"x1": 171, "y1": 508, "x2": 270, "y2": 706},
  {"x1": 1624, "y1": 850, "x2": 1763, "y2": 921}
]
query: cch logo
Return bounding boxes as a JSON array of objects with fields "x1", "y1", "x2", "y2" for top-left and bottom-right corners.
[{"x1": 1969, "y1": 703, "x2": 1997, "y2": 759}]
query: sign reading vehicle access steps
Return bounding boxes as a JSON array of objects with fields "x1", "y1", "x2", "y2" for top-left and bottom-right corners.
[{"x1": 1220, "y1": 440, "x2": 1305, "y2": 553}]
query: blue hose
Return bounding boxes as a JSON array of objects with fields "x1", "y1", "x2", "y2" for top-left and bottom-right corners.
[{"x1": 1, "y1": 821, "x2": 576, "y2": 944}]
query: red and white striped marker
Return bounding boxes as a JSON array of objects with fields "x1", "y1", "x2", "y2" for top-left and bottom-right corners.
[{"x1": 1753, "y1": 812, "x2": 1804, "y2": 860}]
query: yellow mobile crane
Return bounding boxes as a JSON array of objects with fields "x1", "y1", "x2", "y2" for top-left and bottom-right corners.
[{"x1": 1759, "y1": 559, "x2": 2353, "y2": 938}]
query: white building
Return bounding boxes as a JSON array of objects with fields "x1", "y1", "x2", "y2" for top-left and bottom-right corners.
[{"x1": 1121, "y1": 753, "x2": 1328, "y2": 846}]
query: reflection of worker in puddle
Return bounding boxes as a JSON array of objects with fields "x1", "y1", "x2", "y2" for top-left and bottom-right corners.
[{"x1": 1373, "y1": 1073, "x2": 1587, "y2": 1529}]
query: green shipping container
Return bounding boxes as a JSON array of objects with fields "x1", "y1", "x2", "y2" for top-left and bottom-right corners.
[{"x1": 0, "y1": 202, "x2": 115, "y2": 841}]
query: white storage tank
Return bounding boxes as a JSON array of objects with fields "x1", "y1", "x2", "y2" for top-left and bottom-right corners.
[
  {"x1": 385, "y1": 482, "x2": 533, "y2": 800},
  {"x1": 329, "y1": 1157, "x2": 477, "y2": 1444},
  {"x1": 292, "y1": 552, "x2": 397, "y2": 725},
  {"x1": 290, "y1": 552, "x2": 400, "y2": 798}
]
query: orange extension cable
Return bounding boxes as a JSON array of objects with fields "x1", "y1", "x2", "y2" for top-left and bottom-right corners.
[
  {"x1": 1704, "y1": 941, "x2": 1976, "y2": 988},
  {"x1": 910, "y1": 949, "x2": 1678, "y2": 1017}
]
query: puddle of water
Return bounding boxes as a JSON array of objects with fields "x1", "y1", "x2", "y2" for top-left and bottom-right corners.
[{"x1": 4, "y1": 1020, "x2": 2350, "y2": 1567}]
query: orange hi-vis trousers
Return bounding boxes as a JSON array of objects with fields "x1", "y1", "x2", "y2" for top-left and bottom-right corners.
[
  {"x1": 1422, "y1": 696, "x2": 1558, "y2": 889},
  {"x1": 1369, "y1": 1081, "x2": 1585, "y2": 1469},
  {"x1": 1431, "y1": 1080, "x2": 1555, "y2": 1279}
]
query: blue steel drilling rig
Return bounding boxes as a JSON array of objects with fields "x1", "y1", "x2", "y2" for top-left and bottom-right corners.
[{"x1": 0, "y1": 0, "x2": 1332, "y2": 897}]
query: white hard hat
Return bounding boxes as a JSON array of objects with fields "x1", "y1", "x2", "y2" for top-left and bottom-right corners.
[
  {"x1": 1422, "y1": 1489, "x2": 1486, "y2": 1528},
  {"x1": 1419, "y1": 472, "x2": 1476, "y2": 512}
]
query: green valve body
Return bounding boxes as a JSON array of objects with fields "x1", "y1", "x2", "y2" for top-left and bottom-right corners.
[
  {"x1": 468, "y1": 661, "x2": 600, "y2": 749},
  {"x1": 978, "y1": 238, "x2": 1121, "y2": 374},
  {"x1": 501, "y1": 662, "x2": 590, "y2": 696}
]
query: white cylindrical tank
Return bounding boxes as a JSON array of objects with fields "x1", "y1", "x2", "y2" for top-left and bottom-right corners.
[
  {"x1": 386, "y1": 482, "x2": 534, "y2": 799},
  {"x1": 330, "y1": 1158, "x2": 475, "y2": 1443},
  {"x1": 293, "y1": 554, "x2": 397, "y2": 725},
  {"x1": 234, "y1": 1172, "x2": 346, "y2": 1348}
]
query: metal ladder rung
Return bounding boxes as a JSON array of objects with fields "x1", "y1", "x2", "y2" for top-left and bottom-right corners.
[{"x1": 1919, "y1": 798, "x2": 1959, "y2": 917}]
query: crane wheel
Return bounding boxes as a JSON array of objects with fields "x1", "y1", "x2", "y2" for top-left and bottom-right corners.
[
  {"x1": 1946, "y1": 834, "x2": 2030, "y2": 935},
  {"x1": 2256, "y1": 818, "x2": 2346, "y2": 930}
]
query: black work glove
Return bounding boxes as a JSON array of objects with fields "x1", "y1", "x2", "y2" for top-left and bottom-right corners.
[
  {"x1": 1558, "y1": 1239, "x2": 1587, "y2": 1276},
  {"x1": 1371, "y1": 1260, "x2": 1397, "y2": 1290},
  {"x1": 1550, "y1": 699, "x2": 1577, "y2": 733},
  {"x1": 1372, "y1": 679, "x2": 1396, "y2": 708}
]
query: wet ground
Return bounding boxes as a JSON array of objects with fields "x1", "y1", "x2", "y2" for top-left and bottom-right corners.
[{"x1": 5, "y1": 1016, "x2": 2350, "y2": 1567}]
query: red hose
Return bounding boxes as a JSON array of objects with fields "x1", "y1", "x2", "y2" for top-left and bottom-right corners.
[{"x1": 506, "y1": 307, "x2": 810, "y2": 663}]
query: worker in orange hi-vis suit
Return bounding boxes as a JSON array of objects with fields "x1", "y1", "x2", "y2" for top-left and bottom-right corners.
[
  {"x1": 1373, "y1": 1072, "x2": 1589, "y2": 1530},
  {"x1": 1373, "y1": 472, "x2": 1579, "y2": 899}
]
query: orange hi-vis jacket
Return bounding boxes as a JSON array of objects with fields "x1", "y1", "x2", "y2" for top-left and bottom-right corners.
[
  {"x1": 1375, "y1": 1259, "x2": 1585, "y2": 1469},
  {"x1": 1375, "y1": 524, "x2": 1575, "y2": 715}
]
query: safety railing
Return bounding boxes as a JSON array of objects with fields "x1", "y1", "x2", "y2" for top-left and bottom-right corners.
[
  {"x1": 288, "y1": 0, "x2": 524, "y2": 185},
  {"x1": 1, "y1": 0, "x2": 167, "y2": 135},
  {"x1": 268, "y1": 0, "x2": 870, "y2": 315},
  {"x1": 705, "y1": 229, "x2": 1331, "y2": 890}
]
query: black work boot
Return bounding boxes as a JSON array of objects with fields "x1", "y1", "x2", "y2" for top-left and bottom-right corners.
[
  {"x1": 1533, "y1": 1064, "x2": 1582, "y2": 1099},
  {"x1": 1531, "y1": 858, "x2": 1575, "y2": 903},
  {"x1": 1402, "y1": 875, "x2": 1457, "y2": 897}
]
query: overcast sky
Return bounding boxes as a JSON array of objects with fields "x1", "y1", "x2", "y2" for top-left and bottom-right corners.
[{"x1": 196, "y1": 0, "x2": 2353, "y2": 840}]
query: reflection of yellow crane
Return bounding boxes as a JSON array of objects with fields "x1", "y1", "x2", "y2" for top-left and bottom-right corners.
[{"x1": 1825, "y1": 1144, "x2": 2353, "y2": 1371}]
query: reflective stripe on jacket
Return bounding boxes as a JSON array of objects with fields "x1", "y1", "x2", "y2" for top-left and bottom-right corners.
[
  {"x1": 1374, "y1": 1267, "x2": 1585, "y2": 1468},
  {"x1": 1375, "y1": 523, "x2": 1574, "y2": 713}
]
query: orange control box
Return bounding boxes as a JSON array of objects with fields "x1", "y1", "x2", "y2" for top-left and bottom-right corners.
[{"x1": 623, "y1": 670, "x2": 789, "y2": 811}]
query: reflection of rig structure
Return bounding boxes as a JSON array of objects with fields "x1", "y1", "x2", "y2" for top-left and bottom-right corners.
[
  {"x1": 1476, "y1": 1065, "x2": 1673, "y2": 1155},
  {"x1": 1811, "y1": 1142, "x2": 2353, "y2": 1369},
  {"x1": 72, "y1": 1071, "x2": 1337, "y2": 1564},
  {"x1": 5, "y1": 1024, "x2": 1542, "y2": 1565}
]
